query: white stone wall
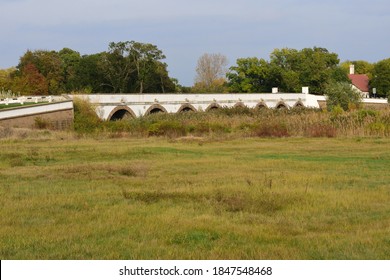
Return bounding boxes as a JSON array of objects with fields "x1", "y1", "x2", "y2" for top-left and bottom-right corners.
[{"x1": 0, "y1": 100, "x2": 74, "y2": 120}]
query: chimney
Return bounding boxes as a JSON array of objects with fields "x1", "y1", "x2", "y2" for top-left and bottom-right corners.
[{"x1": 349, "y1": 64, "x2": 355, "y2": 75}]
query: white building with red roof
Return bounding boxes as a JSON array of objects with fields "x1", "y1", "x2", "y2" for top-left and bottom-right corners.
[{"x1": 348, "y1": 65, "x2": 370, "y2": 98}]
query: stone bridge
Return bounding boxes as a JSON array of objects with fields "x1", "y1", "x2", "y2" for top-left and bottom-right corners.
[{"x1": 73, "y1": 88, "x2": 328, "y2": 121}]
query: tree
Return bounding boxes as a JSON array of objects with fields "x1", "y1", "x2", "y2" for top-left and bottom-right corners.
[
  {"x1": 58, "y1": 48, "x2": 81, "y2": 92},
  {"x1": 128, "y1": 41, "x2": 166, "y2": 93},
  {"x1": 270, "y1": 47, "x2": 345, "y2": 94},
  {"x1": 11, "y1": 63, "x2": 49, "y2": 95},
  {"x1": 194, "y1": 53, "x2": 228, "y2": 92},
  {"x1": 324, "y1": 82, "x2": 362, "y2": 111},
  {"x1": 0, "y1": 68, "x2": 15, "y2": 91},
  {"x1": 100, "y1": 41, "x2": 169, "y2": 93},
  {"x1": 227, "y1": 57, "x2": 275, "y2": 93},
  {"x1": 228, "y1": 47, "x2": 347, "y2": 94},
  {"x1": 17, "y1": 50, "x2": 64, "y2": 94},
  {"x1": 100, "y1": 42, "x2": 134, "y2": 93},
  {"x1": 18, "y1": 50, "x2": 64, "y2": 94},
  {"x1": 340, "y1": 60, "x2": 374, "y2": 76},
  {"x1": 76, "y1": 53, "x2": 110, "y2": 93},
  {"x1": 370, "y1": 58, "x2": 390, "y2": 98}
]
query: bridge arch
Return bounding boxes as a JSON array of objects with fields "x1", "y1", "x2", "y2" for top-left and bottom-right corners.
[
  {"x1": 255, "y1": 101, "x2": 268, "y2": 109},
  {"x1": 206, "y1": 102, "x2": 221, "y2": 111},
  {"x1": 293, "y1": 100, "x2": 304, "y2": 108},
  {"x1": 275, "y1": 101, "x2": 289, "y2": 110},
  {"x1": 234, "y1": 102, "x2": 246, "y2": 108},
  {"x1": 108, "y1": 106, "x2": 136, "y2": 121},
  {"x1": 177, "y1": 104, "x2": 197, "y2": 113},
  {"x1": 145, "y1": 104, "x2": 168, "y2": 115}
]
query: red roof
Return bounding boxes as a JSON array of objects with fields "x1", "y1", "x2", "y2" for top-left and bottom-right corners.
[{"x1": 348, "y1": 74, "x2": 369, "y2": 92}]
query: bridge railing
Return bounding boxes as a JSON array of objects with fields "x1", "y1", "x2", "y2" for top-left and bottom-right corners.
[{"x1": 0, "y1": 96, "x2": 54, "y2": 106}]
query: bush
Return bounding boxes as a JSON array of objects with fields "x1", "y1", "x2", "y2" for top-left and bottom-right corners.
[
  {"x1": 73, "y1": 98, "x2": 102, "y2": 134},
  {"x1": 325, "y1": 82, "x2": 362, "y2": 111},
  {"x1": 147, "y1": 121, "x2": 187, "y2": 138}
]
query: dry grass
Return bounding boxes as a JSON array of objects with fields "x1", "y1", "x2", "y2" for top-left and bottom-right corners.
[{"x1": 0, "y1": 136, "x2": 389, "y2": 260}]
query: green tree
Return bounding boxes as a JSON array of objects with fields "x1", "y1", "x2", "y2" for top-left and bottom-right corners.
[
  {"x1": 141, "y1": 61, "x2": 176, "y2": 93},
  {"x1": 340, "y1": 60, "x2": 374, "y2": 76},
  {"x1": 100, "y1": 41, "x2": 169, "y2": 93},
  {"x1": 58, "y1": 48, "x2": 81, "y2": 92},
  {"x1": 100, "y1": 42, "x2": 134, "y2": 93},
  {"x1": 128, "y1": 41, "x2": 166, "y2": 93},
  {"x1": 270, "y1": 47, "x2": 345, "y2": 94},
  {"x1": 227, "y1": 57, "x2": 275, "y2": 92},
  {"x1": 228, "y1": 47, "x2": 347, "y2": 94},
  {"x1": 370, "y1": 58, "x2": 390, "y2": 98},
  {"x1": 324, "y1": 82, "x2": 362, "y2": 111},
  {"x1": 76, "y1": 53, "x2": 110, "y2": 93},
  {"x1": 0, "y1": 68, "x2": 15, "y2": 91}
]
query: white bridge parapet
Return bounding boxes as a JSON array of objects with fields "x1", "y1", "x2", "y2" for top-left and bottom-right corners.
[{"x1": 73, "y1": 92, "x2": 319, "y2": 121}]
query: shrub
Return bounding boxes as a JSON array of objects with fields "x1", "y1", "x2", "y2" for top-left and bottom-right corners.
[
  {"x1": 73, "y1": 98, "x2": 102, "y2": 134},
  {"x1": 367, "y1": 122, "x2": 386, "y2": 136},
  {"x1": 147, "y1": 121, "x2": 187, "y2": 138},
  {"x1": 325, "y1": 82, "x2": 362, "y2": 111}
]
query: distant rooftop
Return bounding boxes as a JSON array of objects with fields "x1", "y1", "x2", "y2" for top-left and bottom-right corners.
[
  {"x1": 349, "y1": 74, "x2": 369, "y2": 92},
  {"x1": 348, "y1": 64, "x2": 369, "y2": 93}
]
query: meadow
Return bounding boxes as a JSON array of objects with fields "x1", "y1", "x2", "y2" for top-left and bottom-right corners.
[{"x1": 0, "y1": 134, "x2": 389, "y2": 259}]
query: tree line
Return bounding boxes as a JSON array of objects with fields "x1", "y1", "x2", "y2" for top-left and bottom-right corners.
[
  {"x1": 196, "y1": 48, "x2": 390, "y2": 98},
  {"x1": 1, "y1": 42, "x2": 389, "y2": 98},
  {"x1": 0, "y1": 41, "x2": 177, "y2": 95}
]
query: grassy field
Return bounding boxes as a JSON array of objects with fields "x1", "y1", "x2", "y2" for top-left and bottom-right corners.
[{"x1": 0, "y1": 136, "x2": 389, "y2": 259}]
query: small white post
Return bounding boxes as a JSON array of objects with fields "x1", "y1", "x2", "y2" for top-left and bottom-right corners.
[{"x1": 272, "y1": 87, "x2": 279, "y2": 93}]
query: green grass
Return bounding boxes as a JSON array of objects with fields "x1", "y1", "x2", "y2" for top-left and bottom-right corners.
[{"x1": 0, "y1": 137, "x2": 389, "y2": 259}]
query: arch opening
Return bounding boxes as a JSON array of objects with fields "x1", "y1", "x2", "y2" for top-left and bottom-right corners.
[
  {"x1": 293, "y1": 101, "x2": 304, "y2": 108},
  {"x1": 108, "y1": 106, "x2": 136, "y2": 121},
  {"x1": 145, "y1": 104, "x2": 168, "y2": 115},
  {"x1": 206, "y1": 103, "x2": 221, "y2": 112},
  {"x1": 275, "y1": 102, "x2": 288, "y2": 110},
  {"x1": 150, "y1": 108, "x2": 165, "y2": 114},
  {"x1": 256, "y1": 102, "x2": 268, "y2": 110},
  {"x1": 178, "y1": 104, "x2": 197, "y2": 113},
  {"x1": 234, "y1": 102, "x2": 246, "y2": 108}
]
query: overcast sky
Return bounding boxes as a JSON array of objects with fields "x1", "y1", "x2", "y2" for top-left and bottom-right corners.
[{"x1": 1, "y1": 0, "x2": 389, "y2": 85}]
